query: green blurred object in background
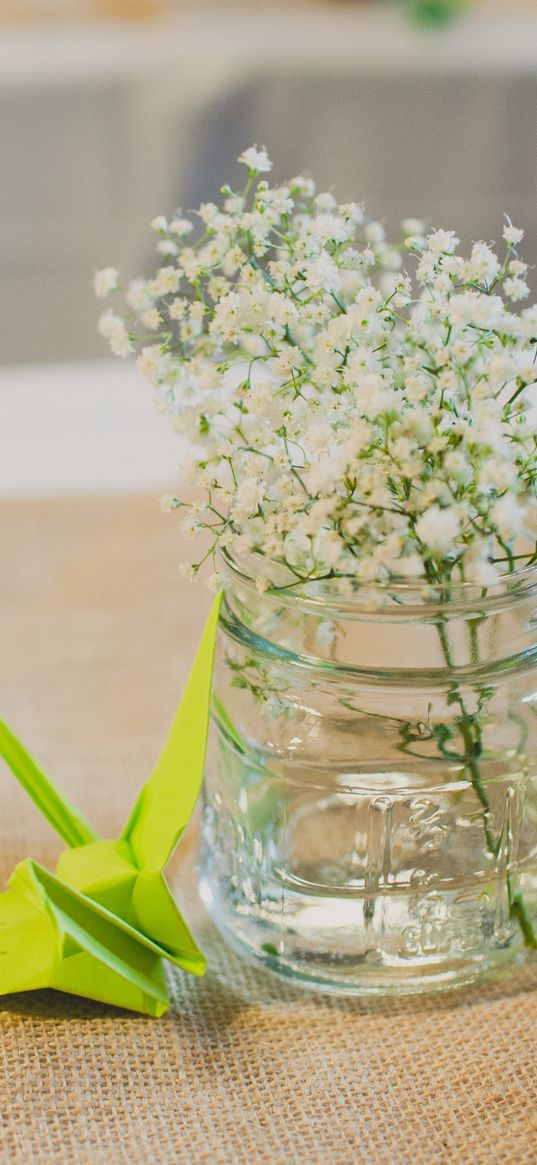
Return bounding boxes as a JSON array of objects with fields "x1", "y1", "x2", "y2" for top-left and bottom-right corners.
[{"x1": 398, "y1": 0, "x2": 469, "y2": 25}]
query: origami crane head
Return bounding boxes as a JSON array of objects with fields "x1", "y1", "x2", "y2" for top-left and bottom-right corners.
[{"x1": 0, "y1": 594, "x2": 221, "y2": 1017}]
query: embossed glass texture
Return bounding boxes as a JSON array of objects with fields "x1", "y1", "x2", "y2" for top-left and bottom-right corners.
[{"x1": 199, "y1": 555, "x2": 537, "y2": 994}]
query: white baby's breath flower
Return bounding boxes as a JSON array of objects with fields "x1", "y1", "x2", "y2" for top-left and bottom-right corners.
[
  {"x1": 150, "y1": 215, "x2": 168, "y2": 233},
  {"x1": 125, "y1": 279, "x2": 153, "y2": 313},
  {"x1": 504, "y1": 277, "x2": 530, "y2": 303},
  {"x1": 448, "y1": 291, "x2": 503, "y2": 330},
  {"x1": 136, "y1": 344, "x2": 163, "y2": 384},
  {"x1": 198, "y1": 202, "x2": 219, "y2": 228},
  {"x1": 402, "y1": 218, "x2": 426, "y2": 236},
  {"x1": 206, "y1": 571, "x2": 222, "y2": 593},
  {"x1": 157, "y1": 238, "x2": 178, "y2": 257},
  {"x1": 238, "y1": 146, "x2": 272, "y2": 173},
  {"x1": 148, "y1": 266, "x2": 180, "y2": 297},
  {"x1": 364, "y1": 221, "x2": 385, "y2": 244},
  {"x1": 97, "y1": 308, "x2": 120, "y2": 337},
  {"x1": 478, "y1": 457, "x2": 517, "y2": 492},
  {"x1": 93, "y1": 267, "x2": 119, "y2": 299},
  {"x1": 426, "y1": 229, "x2": 460, "y2": 255},
  {"x1": 169, "y1": 217, "x2": 193, "y2": 237},
  {"x1": 444, "y1": 450, "x2": 468, "y2": 479},
  {"x1": 508, "y1": 259, "x2": 528, "y2": 277},
  {"x1": 178, "y1": 561, "x2": 196, "y2": 580},
  {"x1": 168, "y1": 297, "x2": 188, "y2": 320},
  {"x1": 97, "y1": 150, "x2": 537, "y2": 590},
  {"x1": 315, "y1": 192, "x2": 337, "y2": 213},
  {"x1": 465, "y1": 558, "x2": 500, "y2": 587},
  {"x1": 503, "y1": 224, "x2": 524, "y2": 246},
  {"x1": 404, "y1": 234, "x2": 426, "y2": 253},
  {"x1": 461, "y1": 242, "x2": 500, "y2": 284},
  {"x1": 290, "y1": 174, "x2": 316, "y2": 197},
  {"x1": 490, "y1": 496, "x2": 523, "y2": 541},
  {"x1": 405, "y1": 375, "x2": 429, "y2": 403},
  {"x1": 415, "y1": 506, "x2": 461, "y2": 555},
  {"x1": 141, "y1": 308, "x2": 161, "y2": 330},
  {"x1": 340, "y1": 202, "x2": 365, "y2": 226},
  {"x1": 97, "y1": 309, "x2": 132, "y2": 358}
]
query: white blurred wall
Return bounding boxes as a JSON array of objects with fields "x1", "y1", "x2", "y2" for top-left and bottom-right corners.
[{"x1": 1, "y1": 2, "x2": 537, "y2": 365}]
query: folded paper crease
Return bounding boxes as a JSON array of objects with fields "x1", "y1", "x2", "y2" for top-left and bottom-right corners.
[{"x1": 0, "y1": 592, "x2": 222, "y2": 1017}]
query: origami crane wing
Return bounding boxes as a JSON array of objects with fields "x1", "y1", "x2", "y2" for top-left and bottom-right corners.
[{"x1": 0, "y1": 593, "x2": 222, "y2": 1015}]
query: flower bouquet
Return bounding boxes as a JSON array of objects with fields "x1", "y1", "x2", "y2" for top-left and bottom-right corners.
[{"x1": 96, "y1": 146, "x2": 537, "y2": 993}]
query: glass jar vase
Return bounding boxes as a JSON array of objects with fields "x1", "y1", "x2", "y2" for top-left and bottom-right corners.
[{"x1": 199, "y1": 553, "x2": 537, "y2": 994}]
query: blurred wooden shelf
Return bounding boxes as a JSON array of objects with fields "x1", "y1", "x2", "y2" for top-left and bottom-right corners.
[{"x1": 1, "y1": 0, "x2": 169, "y2": 21}]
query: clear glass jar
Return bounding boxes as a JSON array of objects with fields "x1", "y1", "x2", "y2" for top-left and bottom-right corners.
[{"x1": 199, "y1": 553, "x2": 537, "y2": 994}]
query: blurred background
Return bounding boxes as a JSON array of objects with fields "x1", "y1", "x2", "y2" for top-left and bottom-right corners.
[{"x1": 1, "y1": 0, "x2": 537, "y2": 493}]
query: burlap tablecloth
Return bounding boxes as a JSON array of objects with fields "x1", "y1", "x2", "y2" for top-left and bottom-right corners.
[{"x1": 1, "y1": 496, "x2": 536, "y2": 1165}]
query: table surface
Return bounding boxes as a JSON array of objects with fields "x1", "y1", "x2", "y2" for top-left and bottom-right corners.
[{"x1": 1, "y1": 494, "x2": 537, "y2": 1165}]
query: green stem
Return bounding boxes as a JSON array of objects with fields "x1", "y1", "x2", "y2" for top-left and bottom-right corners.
[
  {"x1": 435, "y1": 610, "x2": 535, "y2": 948},
  {"x1": 435, "y1": 620, "x2": 499, "y2": 857},
  {"x1": 509, "y1": 884, "x2": 537, "y2": 948}
]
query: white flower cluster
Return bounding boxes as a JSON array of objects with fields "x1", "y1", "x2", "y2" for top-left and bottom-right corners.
[{"x1": 96, "y1": 147, "x2": 537, "y2": 592}]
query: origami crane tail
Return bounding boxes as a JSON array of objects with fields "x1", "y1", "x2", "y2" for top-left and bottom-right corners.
[
  {"x1": 122, "y1": 592, "x2": 222, "y2": 871},
  {"x1": 0, "y1": 721, "x2": 98, "y2": 849},
  {"x1": 0, "y1": 877, "x2": 57, "y2": 996}
]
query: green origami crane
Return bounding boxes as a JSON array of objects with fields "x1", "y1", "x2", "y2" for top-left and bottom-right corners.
[{"x1": 0, "y1": 593, "x2": 221, "y2": 1017}]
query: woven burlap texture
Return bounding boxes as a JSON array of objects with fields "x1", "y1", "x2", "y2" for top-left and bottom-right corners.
[{"x1": 1, "y1": 496, "x2": 536, "y2": 1165}]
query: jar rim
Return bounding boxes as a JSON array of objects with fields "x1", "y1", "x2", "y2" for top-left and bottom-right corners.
[{"x1": 220, "y1": 546, "x2": 537, "y2": 618}]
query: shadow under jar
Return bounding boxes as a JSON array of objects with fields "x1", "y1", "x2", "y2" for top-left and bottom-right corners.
[{"x1": 199, "y1": 552, "x2": 537, "y2": 995}]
